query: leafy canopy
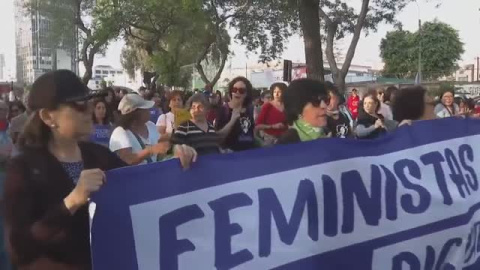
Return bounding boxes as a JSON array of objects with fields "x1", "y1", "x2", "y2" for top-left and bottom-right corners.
[{"x1": 380, "y1": 20, "x2": 464, "y2": 80}]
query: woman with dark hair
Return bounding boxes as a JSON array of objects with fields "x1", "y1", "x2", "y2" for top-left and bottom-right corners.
[
  {"x1": 377, "y1": 87, "x2": 393, "y2": 121},
  {"x1": 384, "y1": 86, "x2": 399, "y2": 106},
  {"x1": 215, "y1": 76, "x2": 256, "y2": 151},
  {"x1": 8, "y1": 101, "x2": 26, "y2": 123},
  {"x1": 110, "y1": 94, "x2": 197, "y2": 166},
  {"x1": 3, "y1": 70, "x2": 127, "y2": 270},
  {"x1": 145, "y1": 91, "x2": 163, "y2": 123},
  {"x1": 172, "y1": 94, "x2": 221, "y2": 156},
  {"x1": 156, "y1": 90, "x2": 184, "y2": 139},
  {"x1": 435, "y1": 90, "x2": 459, "y2": 118},
  {"x1": 391, "y1": 86, "x2": 436, "y2": 123},
  {"x1": 325, "y1": 83, "x2": 353, "y2": 138},
  {"x1": 355, "y1": 91, "x2": 397, "y2": 139},
  {"x1": 0, "y1": 99, "x2": 12, "y2": 270},
  {"x1": 103, "y1": 87, "x2": 119, "y2": 123},
  {"x1": 89, "y1": 99, "x2": 113, "y2": 147},
  {"x1": 255, "y1": 82, "x2": 288, "y2": 145},
  {"x1": 277, "y1": 79, "x2": 330, "y2": 145}
]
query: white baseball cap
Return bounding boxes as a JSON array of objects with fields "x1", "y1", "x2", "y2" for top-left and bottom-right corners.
[{"x1": 118, "y1": 93, "x2": 154, "y2": 115}]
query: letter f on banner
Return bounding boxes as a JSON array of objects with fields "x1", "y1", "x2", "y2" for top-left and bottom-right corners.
[{"x1": 159, "y1": 205, "x2": 205, "y2": 269}]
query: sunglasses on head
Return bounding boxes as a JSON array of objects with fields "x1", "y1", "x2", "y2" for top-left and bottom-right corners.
[
  {"x1": 311, "y1": 95, "x2": 331, "y2": 107},
  {"x1": 231, "y1": 87, "x2": 246, "y2": 95}
]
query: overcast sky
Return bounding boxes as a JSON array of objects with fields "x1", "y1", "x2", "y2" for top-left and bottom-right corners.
[{"x1": 0, "y1": 0, "x2": 479, "y2": 79}]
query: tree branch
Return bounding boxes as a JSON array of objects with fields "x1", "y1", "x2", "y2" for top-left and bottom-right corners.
[
  {"x1": 325, "y1": 24, "x2": 339, "y2": 78},
  {"x1": 340, "y1": 0, "x2": 370, "y2": 76},
  {"x1": 195, "y1": 41, "x2": 214, "y2": 85},
  {"x1": 210, "y1": 49, "x2": 229, "y2": 86},
  {"x1": 74, "y1": 0, "x2": 91, "y2": 37},
  {"x1": 318, "y1": 6, "x2": 332, "y2": 25}
]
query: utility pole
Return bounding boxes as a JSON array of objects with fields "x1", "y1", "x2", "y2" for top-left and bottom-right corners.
[
  {"x1": 477, "y1": 57, "x2": 479, "y2": 82},
  {"x1": 418, "y1": 19, "x2": 422, "y2": 84}
]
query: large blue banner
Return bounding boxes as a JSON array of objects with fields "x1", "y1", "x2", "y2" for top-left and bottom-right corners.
[{"x1": 90, "y1": 118, "x2": 480, "y2": 270}]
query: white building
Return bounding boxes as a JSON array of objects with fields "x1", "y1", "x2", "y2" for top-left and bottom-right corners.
[
  {"x1": 249, "y1": 62, "x2": 376, "y2": 89},
  {"x1": 88, "y1": 65, "x2": 124, "y2": 89},
  {"x1": 87, "y1": 65, "x2": 144, "y2": 90},
  {"x1": 14, "y1": 0, "x2": 78, "y2": 84}
]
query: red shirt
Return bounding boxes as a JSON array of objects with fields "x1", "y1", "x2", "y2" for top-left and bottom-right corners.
[
  {"x1": 348, "y1": 95, "x2": 360, "y2": 120},
  {"x1": 255, "y1": 103, "x2": 287, "y2": 137},
  {"x1": 207, "y1": 108, "x2": 218, "y2": 124}
]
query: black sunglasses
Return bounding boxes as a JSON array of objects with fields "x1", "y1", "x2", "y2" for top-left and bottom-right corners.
[{"x1": 311, "y1": 95, "x2": 331, "y2": 107}]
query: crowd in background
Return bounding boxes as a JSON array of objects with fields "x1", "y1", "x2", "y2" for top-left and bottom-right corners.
[{"x1": 0, "y1": 69, "x2": 479, "y2": 269}]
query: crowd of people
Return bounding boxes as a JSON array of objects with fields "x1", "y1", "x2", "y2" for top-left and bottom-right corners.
[{"x1": 0, "y1": 69, "x2": 477, "y2": 269}]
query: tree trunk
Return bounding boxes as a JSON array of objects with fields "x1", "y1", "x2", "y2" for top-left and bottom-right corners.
[
  {"x1": 321, "y1": 0, "x2": 370, "y2": 93},
  {"x1": 82, "y1": 62, "x2": 93, "y2": 86},
  {"x1": 298, "y1": 0, "x2": 324, "y2": 82}
]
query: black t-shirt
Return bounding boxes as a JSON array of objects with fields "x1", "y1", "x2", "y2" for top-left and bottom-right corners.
[
  {"x1": 215, "y1": 104, "x2": 256, "y2": 151},
  {"x1": 327, "y1": 113, "x2": 352, "y2": 138}
]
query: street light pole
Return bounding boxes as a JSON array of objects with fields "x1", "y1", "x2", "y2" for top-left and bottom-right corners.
[
  {"x1": 415, "y1": 0, "x2": 422, "y2": 85},
  {"x1": 418, "y1": 19, "x2": 422, "y2": 84}
]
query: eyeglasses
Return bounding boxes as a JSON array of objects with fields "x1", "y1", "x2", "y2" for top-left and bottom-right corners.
[
  {"x1": 231, "y1": 87, "x2": 246, "y2": 95},
  {"x1": 311, "y1": 95, "x2": 331, "y2": 107}
]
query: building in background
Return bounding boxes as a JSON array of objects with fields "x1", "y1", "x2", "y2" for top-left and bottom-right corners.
[
  {"x1": 14, "y1": 0, "x2": 78, "y2": 85},
  {"x1": 87, "y1": 65, "x2": 144, "y2": 90}
]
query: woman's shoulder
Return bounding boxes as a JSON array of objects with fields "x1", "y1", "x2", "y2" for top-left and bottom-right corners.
[
  {"x1": 146, "y1": 121, "x2": 157, "y2": 130},
  {"x1": 111, "y1": 125, "x2": 128, "y2": 136}
]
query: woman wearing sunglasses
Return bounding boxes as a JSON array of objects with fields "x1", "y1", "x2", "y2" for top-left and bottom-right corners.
[
  {"x1": 277, "y1": 79, "x2": 331, "y2": 145},
  {"x1": 3, "y1": 70, "x2": 127, "y2": 269},
  {"x1": 215, "y1": 77, "x2": 256, "y2": 151}
]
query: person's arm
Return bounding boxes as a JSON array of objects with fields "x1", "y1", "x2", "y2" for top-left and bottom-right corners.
[
  {"x1": 216, "y1": 108, "x2": 241, "y2": 139},
  {"x1": 255, "y1": 104, "x2": 269, "y2": 130},
  {"x1": 156, "y1": 114, "x2": 168, "y2": 136},
  {"x1": 109, "y1": 127, "x2": 162, "y2": 165},
  {"x1": 355, "y1": 124, "x2": 377, "y2": 138},
  {"x1": 114, "y1": 147, "x2": 155, "y2": 166},
  {"x1": 4, "y1": 158, "x2": 76, "y2": 262}
]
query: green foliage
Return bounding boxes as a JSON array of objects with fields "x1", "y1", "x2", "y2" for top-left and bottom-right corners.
[
  {"x1": 102, "y1": 0, "x2": 231, "y2": 87},
  {"x1": 380, "y1": 20, "x2": 464, "y2": 80},
  {"x1": 227, "y1": 0, "x2": 299, "y2": 62}
]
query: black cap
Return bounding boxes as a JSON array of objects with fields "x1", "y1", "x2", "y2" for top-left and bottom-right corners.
[{"x1": 28, "y1": 70, "x2": 100, "y2": 111}]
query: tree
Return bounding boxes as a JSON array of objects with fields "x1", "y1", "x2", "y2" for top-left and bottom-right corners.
[
  {"x1": 30, "y1": 0, "x2": 123, "y2": 84},
  {"x1": 380, "y1": 20, "x2": 464, "y2": 80},
  {"x1": 230, "y1": 0, "x2": 428, "y2": 90},
  {"x1": 319, "y1": 0, "x2": 421, "y2": 91},
  {"x1": 99, "y1": 0, "x2": 237, "y2": 88}
]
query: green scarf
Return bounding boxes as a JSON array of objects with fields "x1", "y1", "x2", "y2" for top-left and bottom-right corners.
[{"x1": 293, "y1": 119, "x2": 325, "y2": 142}]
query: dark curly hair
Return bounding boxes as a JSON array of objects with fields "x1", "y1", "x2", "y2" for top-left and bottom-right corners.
[
  {"x1": 269, "y1": 82, "x2": 287, "y2": 100},
  {"x1": 228, "y1": 77, "x2": 253, "y2": 107},
  {"x1": 283, "y1": 79, "x2": 328, "y2": 124}
]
